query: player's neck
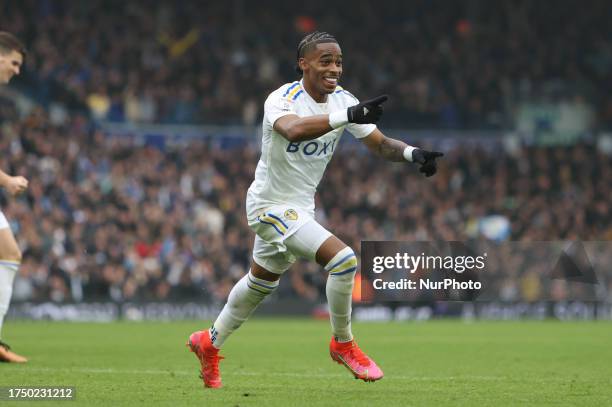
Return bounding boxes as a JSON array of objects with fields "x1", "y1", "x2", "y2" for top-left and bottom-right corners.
[{"x1": 301, "y1": 78, "x2": 328, "y2": 103}]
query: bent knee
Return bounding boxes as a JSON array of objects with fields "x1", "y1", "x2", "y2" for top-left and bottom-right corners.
[
  {"x1": 0, "y1": 244, "x2": 22, "y2": 263},
  {"x1": 325, "y1": 247, "x2": 358, "y2": 276},
  {"x1": 0, "y1": 229, "x2": 22, "y2": 262},
  {"x1": 12, "y1": 250, "x2": 22, "y2": 262}
]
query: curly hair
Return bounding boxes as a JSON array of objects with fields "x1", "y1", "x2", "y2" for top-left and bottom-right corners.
[{"x1": 295, "y1": 31, "x2": 338, "y2": 74}]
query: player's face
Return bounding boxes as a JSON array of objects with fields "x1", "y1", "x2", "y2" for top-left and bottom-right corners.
[
  {"x1": 301, "y1": 42, "x2": 343, "y2": 98},
  {"x1": 0, "y1": 50, "x2": 23, "y2": 84}
]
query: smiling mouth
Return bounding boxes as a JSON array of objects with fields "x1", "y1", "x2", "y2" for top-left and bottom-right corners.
[{"x1": 323, "y1": 77, "x2": 338, "y2": 86}]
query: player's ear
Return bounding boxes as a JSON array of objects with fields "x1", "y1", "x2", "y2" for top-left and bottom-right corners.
[{"x1": 298, "y1": 57, "x2": 308, "y2": 73}]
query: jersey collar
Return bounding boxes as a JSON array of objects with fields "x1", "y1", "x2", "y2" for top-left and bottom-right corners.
[{"x1": 299, "y1": 79, "x2": 329, "y2": 105}]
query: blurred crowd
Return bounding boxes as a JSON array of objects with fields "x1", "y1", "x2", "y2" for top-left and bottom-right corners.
[
  {"x1": 1, "y1": 0, "x2": 611, "y2": 129},
  {"x1": 1, "y1": 110, "x2": 610, "y2": 304},
  {"x1": 0, "y1": 0, "x2": 610, "y2": 304}
]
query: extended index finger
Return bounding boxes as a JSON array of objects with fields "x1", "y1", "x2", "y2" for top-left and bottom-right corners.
[
  {"x1": 367, "y1": 95, "x2": 388, "y2": 106},
  {"x1": 427, "y1": 151, "x2": 444, "y2": 159}
]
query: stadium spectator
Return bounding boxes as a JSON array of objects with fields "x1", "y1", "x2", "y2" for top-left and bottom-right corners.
[{"x1": 0, "y1": 0, "x2": 610, "y2": 129}]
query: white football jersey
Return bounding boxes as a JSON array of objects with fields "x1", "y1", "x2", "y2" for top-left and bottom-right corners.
[{"x1": 246, "y1": 80, "x2": 376, "y2": 219}]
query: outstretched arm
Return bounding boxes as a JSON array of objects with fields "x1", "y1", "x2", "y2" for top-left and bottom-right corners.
[
  {"x1": 361, "y1": 129, "x2": 408, "y2": 162},
  {"x1": 273, "y1": 114, "x2": 335, "y2": 142},
  {"x1": 361, "y1": 129, "x2": 444, "y2": 177},
  {"x1": 273, "y1": 95, "x2": 388, "y2": 142}
]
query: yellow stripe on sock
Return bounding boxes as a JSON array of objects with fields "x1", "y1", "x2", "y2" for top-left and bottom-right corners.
[{"x1": 330, "y1": 256, "x2": 357, "y2": 275}]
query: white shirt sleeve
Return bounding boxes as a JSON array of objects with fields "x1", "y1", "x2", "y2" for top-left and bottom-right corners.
[
  {"x1": 265, "y1": 90, "x2": 298, "y2": 127},
  {"x1": 346, "y1": 122, "x2": 376, "y2": 139}
]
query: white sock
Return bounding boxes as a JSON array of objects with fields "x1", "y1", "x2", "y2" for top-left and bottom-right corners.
[
  {"x1": 209, "y1": 269, "x2": 279, "y2": 348},
  {"x1": 0, "y1": 261, "x2": 19, "y2": 340},
  {"x1": 325, "y1": 247, "x2": 357, "y2": 342}
]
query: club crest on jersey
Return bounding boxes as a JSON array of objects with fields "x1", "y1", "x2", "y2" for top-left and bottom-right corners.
[{"x1": 284, "y1": 209, "x2": 298, "y2": 221}]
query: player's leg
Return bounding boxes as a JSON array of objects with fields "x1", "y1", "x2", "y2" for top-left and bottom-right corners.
[
  {"x1": 187, "y1": 236, "x2": 286, "y2": 388},
  {"x1": 282, "y1": 222, "x2": 353, "y2": 340},
  {"x1": 0, "y1": 216, "x2": 27, "y2": 363},
  {"x1": 284, "y1": 222, "x2": 383, "y2": 381},
  {"x1": 315, "y1": 236, "x2": 356, "y2": 342},
  {"x1": 207, "y1": 257, "x2": 281, "y2": 349}
]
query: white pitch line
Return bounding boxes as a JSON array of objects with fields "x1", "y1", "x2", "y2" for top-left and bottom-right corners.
[{"x1": 0, "y1": 367, "x2": 553, "y2": 382}]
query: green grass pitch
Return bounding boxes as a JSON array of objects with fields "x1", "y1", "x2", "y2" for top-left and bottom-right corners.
[{"x1": 1, "y1": 319, "x2": 611, "y2": 406}]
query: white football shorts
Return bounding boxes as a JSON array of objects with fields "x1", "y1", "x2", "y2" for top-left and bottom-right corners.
[{"x1": 248, "y1": 204, "x2": 332, "y2": 274}]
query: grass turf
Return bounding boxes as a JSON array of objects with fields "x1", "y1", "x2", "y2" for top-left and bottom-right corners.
[{"x1": 1, "y1": 319, "x2": 611, "y2": 406}]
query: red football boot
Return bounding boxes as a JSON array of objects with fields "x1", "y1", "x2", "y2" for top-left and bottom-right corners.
[{"x1": 187, "y1": 330, "x2": 224, "y2": 388}]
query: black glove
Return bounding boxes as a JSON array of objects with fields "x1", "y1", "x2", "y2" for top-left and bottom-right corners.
[
  {"x1": 412, "y1": 149, "x2": 444, "y2": 177},
  {"x1": 347, "y1": 95, "x2": 388, "y2": 124}
]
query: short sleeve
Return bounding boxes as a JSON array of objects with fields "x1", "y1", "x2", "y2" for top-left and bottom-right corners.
[
  {"x1": 346, "y1": 122, "x2": 376, "y2": 139},
  {"x1": 265, "y1": 91, "x2": 298, "y2": 126}
]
